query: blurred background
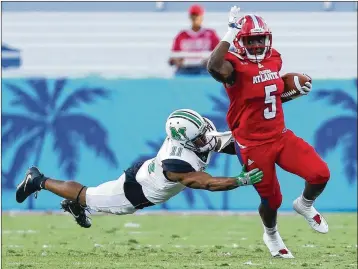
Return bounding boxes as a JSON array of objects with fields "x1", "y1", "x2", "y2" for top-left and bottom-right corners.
[{"x1": 2, "y1": 1, "x2": 357, "y2": 212}]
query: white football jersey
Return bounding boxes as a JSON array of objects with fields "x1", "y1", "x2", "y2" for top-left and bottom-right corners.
[{"x1": 135, "y1": 137, "x2": 213, "y2": 204}]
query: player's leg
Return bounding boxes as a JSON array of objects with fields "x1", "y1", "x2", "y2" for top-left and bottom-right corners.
[
  {"x1": 261, "y1": 177, "x2": 294, "y2": 258},
  {"x1": 16, "y1": 166, "x2": 137, "y2": 228},
  {"x1": 62, "y1": 175, "x2": 137, "y2": 227},
  {"x1": 238, "y1": 143, "x2": 280, "y2": 228},
  {"x1": 16, "y1": 166, "x2": 92, "y2": 227},
  {"x1": 277, "y1": 130, "x2": 330, "y2": 233},
  {"x1": 239, "y1": 144, "x2": 294, "y2": 258},
  {"x1": 16, "y1": 166, "x2": 87, "y2": 205}
]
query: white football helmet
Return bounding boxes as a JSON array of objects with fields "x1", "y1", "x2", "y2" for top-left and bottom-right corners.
[{"x1": 165, "y1": 109, "x2": 218, "y2": 152}]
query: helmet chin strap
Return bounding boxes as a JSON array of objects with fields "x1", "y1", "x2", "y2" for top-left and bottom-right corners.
[{"x1": 245, "y1": 48, "x2": 266, "y2": 63}]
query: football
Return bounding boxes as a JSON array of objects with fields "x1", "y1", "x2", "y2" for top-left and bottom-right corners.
[{"x1": 281, "y1": 73, "x2": 312, "y2": 102}]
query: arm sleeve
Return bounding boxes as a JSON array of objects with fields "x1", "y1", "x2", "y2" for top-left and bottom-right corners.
[{"x1": 162, "y1": 159, "x2": 195, "y2": 173}]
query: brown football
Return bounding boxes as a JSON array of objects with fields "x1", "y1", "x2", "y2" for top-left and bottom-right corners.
[{"x1": 281, "y1": 73, "x2": 312, "y2": 102}]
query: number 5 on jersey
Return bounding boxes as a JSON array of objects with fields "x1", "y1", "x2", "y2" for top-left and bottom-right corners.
[{"x1": 264, "y1": 84, "x2": 277, "y2": 119}]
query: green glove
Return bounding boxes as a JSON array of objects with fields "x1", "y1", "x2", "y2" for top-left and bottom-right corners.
[{"x1": 235, "y1": 165, "x2": 263, "y2": 186}]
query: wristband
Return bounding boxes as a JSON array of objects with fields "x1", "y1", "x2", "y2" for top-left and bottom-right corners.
[
  {"x1": 235, "y1": 176, "x2": 249, "y2": 186},
  {"x1": 221, "y1": 28, "x2": 239, "y2": 44}
]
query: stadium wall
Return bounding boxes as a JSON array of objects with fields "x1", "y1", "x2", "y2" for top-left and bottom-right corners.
[
  {"x1": 2, "y1": 77, "x2": 357, "y2": 211},
  {"x1": 2, "y1": 11, "x2": 357, "y2": 79}
]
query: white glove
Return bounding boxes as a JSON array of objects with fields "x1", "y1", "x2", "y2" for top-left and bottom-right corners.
[
  {"x1": 301, "y1": 81, "x2": 312, "y2": 95},
  {"x1": 228, "y1": 6, "x2": 242, "y2": 30},
  {"x1": 297, "y1": 74, "x2": 312, "y2": 95},
  {"x1": 222, "y1": 6, "x2": 242, "y2": 43}
]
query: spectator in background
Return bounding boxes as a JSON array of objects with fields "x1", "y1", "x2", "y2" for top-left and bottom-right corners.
[{"x1": 169, "y1": 4, "x2": 220, "y2": 76}]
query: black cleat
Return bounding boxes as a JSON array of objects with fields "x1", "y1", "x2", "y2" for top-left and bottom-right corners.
[
  {"x1": 16, "y1": 166, "x2": 47, "y2": 203},
  {"x1": 61, "y1": 199, "x2": 92, "y2": 228}
]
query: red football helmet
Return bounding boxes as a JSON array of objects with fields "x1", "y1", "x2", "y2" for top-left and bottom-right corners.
[{"x1": 233, "y1": 14, "x2": 272, "y2": 63}]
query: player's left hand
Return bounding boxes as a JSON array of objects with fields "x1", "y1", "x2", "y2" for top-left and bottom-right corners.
[
  {"x1": 228, "y1": 6, "x2": 241, "y2": 30},
  {"x1": 235, "y1": 165, "x2": 263, "y2": 186},
  {"x1": 300, "y1": 73, "x2": 312, "y2": 95}
]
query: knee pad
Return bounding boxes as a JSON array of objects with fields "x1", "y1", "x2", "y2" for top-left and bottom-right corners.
[{"x1": 261, "y1": 192, "x2": 282, "y2": 210}]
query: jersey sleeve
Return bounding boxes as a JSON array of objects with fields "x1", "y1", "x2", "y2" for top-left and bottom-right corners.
[
  {"x1": 210, "y1": 30, "x2": 220, "y2": 50},
  {"x1": 271, "y1": 48, "x2": 283, "y2": 71},
  {"x1": 171, "y1": 32, "x2": 184, "y2": 52},
  {"x1": 162, "y1": 159, "x2": 195, "y2": 173},
  {"x1": 225, "y1": 51, "x2": 243, "y2": 71},
  {"x1": 159, "y1": 139, "x2": 201, "y2": 172}
]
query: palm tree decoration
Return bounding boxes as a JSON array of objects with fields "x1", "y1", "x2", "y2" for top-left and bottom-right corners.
[
  {"x1": 312, "y1": 79, "x2": 357, "y2": 184},
  {"x1": 2, "y1": 78, "x2": 118, "y2": 209},
  {"x1": 205, "y1": 86, "x2": 241, "y2": 210},
  {"x1": 204, "y1": 86, "x2": 231, "y2": 170},
  {"x1": 133, "y1": 137, "x2": 214, "y2": 210}
]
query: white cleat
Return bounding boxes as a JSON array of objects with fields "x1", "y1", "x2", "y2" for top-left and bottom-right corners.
[
  {"x1": 263, "y1": 232, "x2": 294, "y2": 259},
  {"x1": 293, "y1": 197, "x2": 329, "y2": 234}
]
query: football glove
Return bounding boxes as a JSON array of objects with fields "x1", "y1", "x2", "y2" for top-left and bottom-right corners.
[
  {"x1": 235, "y1": 165, "x2": 263, "y2": 186},
  {"x1": 228, "y1": 6, "x2": 242, "y2": 30},
  {"x1": 301, "y1": 74, "x2": 312, "y2": 95}
]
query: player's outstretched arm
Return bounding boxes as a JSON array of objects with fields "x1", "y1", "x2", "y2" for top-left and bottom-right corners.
[
  {"x1": 207, "y1": 6, "x2": 240, "y2": 83},
  {"x1": 165, "y1": 166, "x2": 263, "y2": 192}
]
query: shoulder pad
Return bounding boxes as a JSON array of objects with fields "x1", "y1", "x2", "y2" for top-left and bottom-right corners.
[
  {"x1": 159, "y1": 139, "x2": 201, "y2": 171},
  {"x1": 162, "y1": 159, "x2": 195, "y2": 173},
  {"x1": 271, "y1": 48, "x2": 281, "y2": 58}
]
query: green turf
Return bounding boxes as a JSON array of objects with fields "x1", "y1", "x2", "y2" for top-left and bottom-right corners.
[{"x1": 2, "y1": 213, "x2": 357, "y2": 269}]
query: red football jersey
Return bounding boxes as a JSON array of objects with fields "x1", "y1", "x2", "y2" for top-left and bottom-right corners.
[
  {"x1": 171, "y1": 28, "x2": 219, "y2": 52},
  {"x1": 223, "y1": 48, "x2": 286, "y2": 148}
]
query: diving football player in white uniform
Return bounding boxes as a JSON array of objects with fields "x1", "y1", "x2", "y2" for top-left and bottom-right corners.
[{"x1": 16, "y1": 109, "x2": 263, "y2": 228}]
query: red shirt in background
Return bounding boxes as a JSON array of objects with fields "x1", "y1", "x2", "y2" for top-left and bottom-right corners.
[{"x1": 172, "y1": 28, "x2": 220, "y2": 53}]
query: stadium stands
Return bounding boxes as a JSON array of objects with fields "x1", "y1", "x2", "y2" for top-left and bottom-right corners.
[{"x1": 2, "y1": 9, "x2": 357, "y2": 79}]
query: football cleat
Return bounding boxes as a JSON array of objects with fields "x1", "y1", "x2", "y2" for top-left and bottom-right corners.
[
  {"x1": 263, "y1": 231, "x2": 294, "y2": 259},
  {"x1": 61, "y1": 199, "x2": 92, "y2": 228},
  {"x1": 16, "y1": 166, "x2": 46, "y2": 203},
  {"x1": 293, "y1": 197, "x2": 329, "y2": 234}
]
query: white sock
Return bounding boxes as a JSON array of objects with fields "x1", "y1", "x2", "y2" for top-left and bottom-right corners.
[
  {"x1": 299, "y1": 194, "x2": 314, "y2": 208},
  {"x1": 264, "y1": 224, "x2": 277, "y2": 236}
]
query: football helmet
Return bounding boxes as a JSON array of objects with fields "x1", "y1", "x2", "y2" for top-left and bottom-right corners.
[
  {"x1": 233, "y1": 14, "x2": 272, "y2": 63},
  {"x1": 165, "y1": 109, "x2": 218, "y2": 152}
]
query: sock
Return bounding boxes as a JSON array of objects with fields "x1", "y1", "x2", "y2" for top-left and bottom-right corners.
[
  {"x1": 33, "y1": 174, "x2": 48, "y2": 190},
  {"x1": 299, "y1": 194, "x2": 314, "y2": 208},
  {"x1": 264, "y1": 224, "x2": 277, "y2": 236}
]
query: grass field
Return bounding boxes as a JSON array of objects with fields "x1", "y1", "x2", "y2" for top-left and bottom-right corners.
[{"x1": 2, "y1": 213, "x2": 357, "y2": 269}]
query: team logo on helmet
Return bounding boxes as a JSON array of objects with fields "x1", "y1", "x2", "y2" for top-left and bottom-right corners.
[{"x1": 170, "y1": 127, "x2": 189, "y2": 141}]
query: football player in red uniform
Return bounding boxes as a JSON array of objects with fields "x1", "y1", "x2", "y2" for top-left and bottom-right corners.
[{"x1": 207, "y1": 6, "x2": 330, "y2": 258}]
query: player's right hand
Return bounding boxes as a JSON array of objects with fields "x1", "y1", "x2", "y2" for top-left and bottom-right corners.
[
  {"x1": 235, "y1": 165, "x2": 263, "y2": 186},
  {"x1": 228, "y1": 6, "x2": 242, "y2": 30}
]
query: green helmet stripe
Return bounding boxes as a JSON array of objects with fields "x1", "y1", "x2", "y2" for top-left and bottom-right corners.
[
  {"x1": 169, "y1": 115, "x2": 200, "y2": 128},
  {"x1": 171, "y1": 111, "x2": 202, "y2": 127}
]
